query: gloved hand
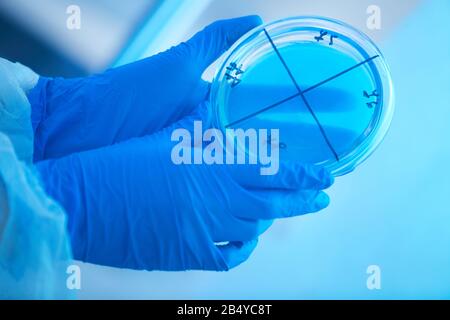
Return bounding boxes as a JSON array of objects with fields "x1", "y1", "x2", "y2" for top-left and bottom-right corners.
[
  {"x1": 35, "y1": 104, "x2": 334, "y2": 271},
  {"x1": 29, "y1": 16, "x2": 263, "y2": 161}
]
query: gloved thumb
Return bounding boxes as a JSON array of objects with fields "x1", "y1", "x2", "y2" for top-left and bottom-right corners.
[{"x1": 185, "y1": 15, "x2": 263, "y2": 73}]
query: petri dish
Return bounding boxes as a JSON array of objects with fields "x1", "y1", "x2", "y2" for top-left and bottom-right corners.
[{"x1": 209, "y1": 16, "x2": 394, "y2": 176}]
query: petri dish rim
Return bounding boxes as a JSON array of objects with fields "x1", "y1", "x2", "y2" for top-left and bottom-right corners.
[{"x1": 210, "y1": 16, "x2": 395, "y2": 176}]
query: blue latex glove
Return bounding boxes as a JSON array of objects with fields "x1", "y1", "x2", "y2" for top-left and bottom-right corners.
[
  {"x1": 36, "y1": 105, "x2": 334, "y2": 271},
  {"x1": 29, "y1": 16, "x2": 263, "y2": 161},
  {"x1": 33, "y1": 16, "x2": 334, "y2": 271}
]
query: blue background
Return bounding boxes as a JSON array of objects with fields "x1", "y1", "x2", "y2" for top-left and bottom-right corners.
[{"x1": 74, "y1": 0, "x2": 450, "y2": 299}]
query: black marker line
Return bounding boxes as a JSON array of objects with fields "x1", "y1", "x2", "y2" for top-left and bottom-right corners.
[
  {"x1": 225, "y1": 53, "x2": 380, "y2": 141},
  {"x1": 225, "y1": 93, "x2": 301, "y2": 128},
  {"x1": 302, "y1": 55, "x2": 380, "y2": 94},
  {"x1": 263, "y1": 28, "x2": 339, "y2": 161}
]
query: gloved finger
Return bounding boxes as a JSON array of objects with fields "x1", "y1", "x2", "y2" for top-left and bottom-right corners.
[
  {"x1": 212, "y1": 217, "x2": 273, "y2": 243},
  {"x1": 179, "y1": 79, "x2": 211, "y2": 116},
  {"x1": 233, "y1": 189, "x2": 330, "y2": 220},
  {"x1": 230, "y1": 162, "x2": 334, "y2": 190},
  {"x1": 168, "y1": 101, "x2": 211, "y2": 134},
  {"x1": 216, "y1": 239, "x2": 258, "y2": 270},
  {"x1": 186, "y1": 15, "x2": 263, "y2": 73}
]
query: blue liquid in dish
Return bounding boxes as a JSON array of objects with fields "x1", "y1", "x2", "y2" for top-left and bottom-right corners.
[{"x1": 220, "y1": 42, "x2": 380, "y2": 165}]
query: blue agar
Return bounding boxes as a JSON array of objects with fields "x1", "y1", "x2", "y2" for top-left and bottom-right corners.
[{"x1": 211, "y1": 17, "x2": 393, "y2": 176}]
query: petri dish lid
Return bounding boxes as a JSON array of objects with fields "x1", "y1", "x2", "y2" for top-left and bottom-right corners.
[{"x1": 210, "y1": 16, "x2": 394, "y2": 176}]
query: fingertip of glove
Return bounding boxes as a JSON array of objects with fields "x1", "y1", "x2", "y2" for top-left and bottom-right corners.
[
  {"x1": 303, "y1": 164, "x2": 335, "y2": 189},
  {"x1": 320, "y1": 167, "x2": 335, "y2": 189},
  {"x1": 315, "y1": 191, "x2": 330, "y2": 210},
  {"x1": 237, "y1": 15, "x2": 264, "y2": 29},
  {"x1": 281, "y1": 190, "x2": 330, "y2": 218},
  {"x1": 218, "y1": 239, "x2": 259, "y2": 270},
  {"x1": 186, "y1": 15, "x2": 264, "y2": 73},
  {"x1": 220, "y1": 15, "x2": 263, "y2": 45}
]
